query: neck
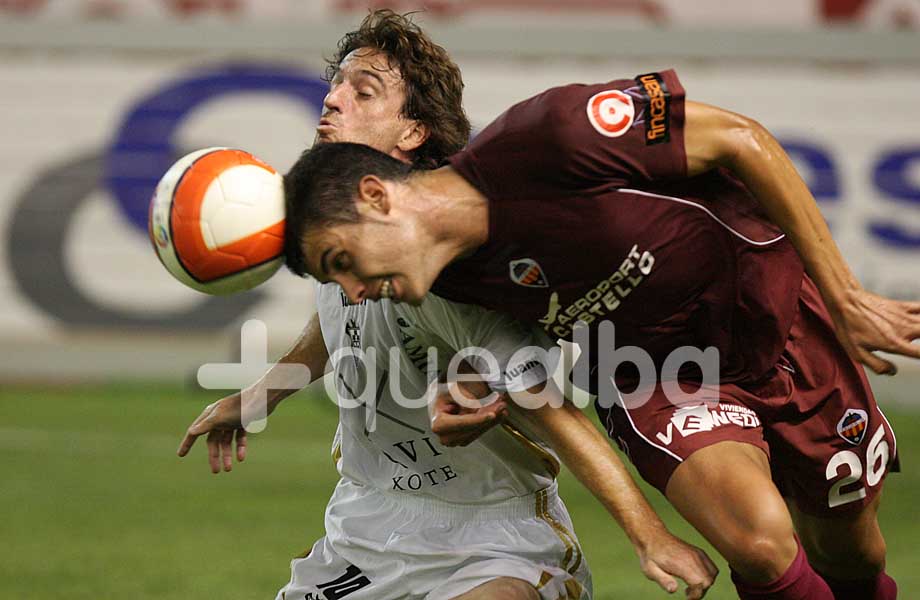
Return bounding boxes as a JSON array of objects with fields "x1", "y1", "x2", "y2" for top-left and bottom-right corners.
[{"x1": 409, "y1": 166, "x2": 489, "y2": 266}]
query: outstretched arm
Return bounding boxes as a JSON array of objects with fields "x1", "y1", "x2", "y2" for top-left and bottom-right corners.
[
  {"x1": 177, "y1": 312, "x2": 330, "y2": 472},
  {"x1": 684, "y1": 101, "x2": 920, "y2": 374}
]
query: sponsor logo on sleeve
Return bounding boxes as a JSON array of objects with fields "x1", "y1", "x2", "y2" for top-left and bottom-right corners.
[
  {"x1": 509, "y1": 258, "x2": 549, "y2": 288},
  {"x1": 837, "y1": 409, "x2": 869, "y2": 445},
  {"x1": 505, "y1": 359, "x2": 541, "y2": 380},
  {"x1": 635, "y1": 72, "x2": 671, "y2": 145},
  {"x1": 586, "y1": 89, "x2": 635, "y2": 138}
]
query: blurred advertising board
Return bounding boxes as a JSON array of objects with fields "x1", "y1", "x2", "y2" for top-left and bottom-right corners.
[{"x1": 0, "y1": 55, "x2": 918, "y2": 380}]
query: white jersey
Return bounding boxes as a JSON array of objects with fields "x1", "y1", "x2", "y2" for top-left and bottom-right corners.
[{"x1": 316, "y1": 281, "x2": 561, "y2": 504}]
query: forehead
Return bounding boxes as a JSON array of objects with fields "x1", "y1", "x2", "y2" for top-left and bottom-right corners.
[{"x1": 337, "y1": 47, "x2": 404, "y2": 88}]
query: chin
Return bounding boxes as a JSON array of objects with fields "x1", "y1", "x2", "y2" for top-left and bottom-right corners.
[{"x1": 397, "y1": 285, "x2": 425, "y2": 306}]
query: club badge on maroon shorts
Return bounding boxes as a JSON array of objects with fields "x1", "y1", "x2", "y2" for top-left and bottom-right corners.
[
  {"x1": 837, "y1": 409, "x2": 869, "y2": 445},
  {"x1": 509, "y1": 258, "x2": 549, "y2": 288}
]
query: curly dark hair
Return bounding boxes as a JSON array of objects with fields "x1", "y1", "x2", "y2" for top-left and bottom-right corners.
[{"x1": 325, "y1": 9, "x2": 470, "y2": 168}]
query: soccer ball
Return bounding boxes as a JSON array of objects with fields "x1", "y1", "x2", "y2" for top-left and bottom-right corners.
[{"x1": 148, "y1": 147, "x2": 286, "y2": 295}]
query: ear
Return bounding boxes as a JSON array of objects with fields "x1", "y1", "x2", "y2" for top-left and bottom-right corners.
[
  {"x1": 396, "y1": 120, "x2": 430, "y2": 155},
  {"x1": 356, "y1": 175, "x2": 390, "y2": 216}
]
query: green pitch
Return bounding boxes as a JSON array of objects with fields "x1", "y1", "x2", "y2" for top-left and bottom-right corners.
[{"x1": 1, "y1": 383, "x2": 917, "y2": 599}]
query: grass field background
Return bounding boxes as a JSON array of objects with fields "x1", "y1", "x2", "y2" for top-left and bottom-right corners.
[{"x1": 1, "y1": 382, "x2": 917, "y2": 599}]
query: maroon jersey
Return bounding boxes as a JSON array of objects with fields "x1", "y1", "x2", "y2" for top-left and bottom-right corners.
[{"x1": 434, "y1": 70, "x2": 805, "y2": 384}]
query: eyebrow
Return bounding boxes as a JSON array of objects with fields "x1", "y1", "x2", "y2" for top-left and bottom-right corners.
[{"x1": 355, "y1": 69, "x2": 386, "y2": 86}]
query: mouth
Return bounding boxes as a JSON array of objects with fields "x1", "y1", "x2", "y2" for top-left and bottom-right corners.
[
  {"x1": 315, "y1": 120, "x2": 337, "y2": 137},
  {"x1": 379, "y1": 277, "x2": 396, "y2": 301}
]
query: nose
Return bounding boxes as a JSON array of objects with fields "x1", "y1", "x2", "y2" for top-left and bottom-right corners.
[
  {"x1": 338, "y1": 274, "x2": 366, "y2": 304},
  {"x1": 323, "y1": 82, "x2": 346, "y2": 113}
]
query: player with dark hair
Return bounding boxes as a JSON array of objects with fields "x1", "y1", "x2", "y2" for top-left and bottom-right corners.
[
  {"x1": 284, "y1": 70, "x2": 918, "y2": 600},
  {"x1": 181, "y1": 12, "x2": 718, "y2": 600}
]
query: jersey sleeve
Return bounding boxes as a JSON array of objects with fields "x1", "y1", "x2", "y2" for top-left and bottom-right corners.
[
  {"x1": 397, "y1": 294, "x2": 560, "y2": 393},
  {"x1": 314, "y1": 280, "x2": 338, "y2": 355},
  {"x1": 449, "y1": 69, "x2": 686, "y2": 194}
]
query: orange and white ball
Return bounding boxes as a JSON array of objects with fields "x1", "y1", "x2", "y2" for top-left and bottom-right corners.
[{"x1": 148, "y1": 147, "x2": 285, "y2": 295}]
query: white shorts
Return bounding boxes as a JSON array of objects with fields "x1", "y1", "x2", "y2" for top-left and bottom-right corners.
[{"x1": 275, "y1": 479, "x2": 592, "y2": 600}]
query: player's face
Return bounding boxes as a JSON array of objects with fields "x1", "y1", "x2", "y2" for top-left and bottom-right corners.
[
  {"x1": 302, "y1": 216, "x2": 433, "y2": 306},
  {"x1": 301, "y1": 176, "x2": 437, "y2": 306},
  {"x1": 315, "y1": 48, "x2": 425, "y2": 160}
]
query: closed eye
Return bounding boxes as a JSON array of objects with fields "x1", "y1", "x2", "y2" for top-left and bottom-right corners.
[{"x1": 332, "y1": 253, "x2": 350, "y2": 272}]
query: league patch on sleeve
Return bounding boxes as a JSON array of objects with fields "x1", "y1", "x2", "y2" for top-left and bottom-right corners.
[
  {"x1": 586, "y1": 89, "x2": 635, "y2": 138},
  {"x1": 635, "y1": 72, "x2": 671, "y2": 145}
]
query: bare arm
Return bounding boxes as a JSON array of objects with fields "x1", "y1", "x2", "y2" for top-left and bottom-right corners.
[
  {"x1": 177, "y1": 312, "x2": 330, "y2": 472},
  {"x1": 433, "y1": 376, "x2": 718, "y2": 599},
  {"x1": 506, "y1": 382, "x2": 717, "y2": 599},
  {"x1": 263, "y1": 312, "x2": 330, "y2": 413},
  {"x1": 685, "y1": 101, "x2": 920, "y2": 374}
]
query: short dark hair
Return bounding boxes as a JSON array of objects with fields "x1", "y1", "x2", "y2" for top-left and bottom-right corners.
[
  {"x1": 283, "y1": 142, "x2": 413, "y2": 278},
  {"x1": 326, "y1": 9, "x2": 470, "y2": 169}
]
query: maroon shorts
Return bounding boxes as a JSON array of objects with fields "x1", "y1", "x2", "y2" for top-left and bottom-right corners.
[{"x1": 597, "y1": 279, "x2": 899, "y2": 517}]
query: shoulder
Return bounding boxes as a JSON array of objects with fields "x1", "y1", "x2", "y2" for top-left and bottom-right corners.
[
  {"x1": 394, "y1": 293, "x2": 477, "y2": 331},
  {"x1": 314, "y1": 281, "x2": 341, "y2": 311}
]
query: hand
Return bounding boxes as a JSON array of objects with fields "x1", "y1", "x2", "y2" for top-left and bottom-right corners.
[
  {"x1": 429, "y1": 381, "x2": 508, "y2": 447},
  {"x1": 637, "y1": 529, "x2": 719, "y2": 599},
  {"x1": 830, "y1": 288, "x2": 920, "y2": 375},
  {"x1": 177, "y1": 393, "x2": 247, "y2": 474}
]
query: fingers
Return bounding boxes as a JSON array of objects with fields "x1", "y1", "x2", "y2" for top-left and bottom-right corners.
[
  {"x1": 893, "y1": 338, "x2": 920, "y2": 360},
  {"x1": 446, "y1": 381, "x2": 490, "y2": 410},
  {"x1": 858, "y1": 348, "x2": 897, "y2": 376},
  {"x1": 834, "y1": 293, "x2": 920, "y2": 373},
  {"x1": 220, "y1": 430, "x2": 233, "y2": 472},
  {"x1": 667, "y1": 558, "x2": 715, "y2": 600},
  {"x1": 178, "y1": 399, "x2": 251, "y2": 473},
  {"x1": 177, "y1": 402, "x2": 220, "y2": 457},
  {"x1": 430, "y1": 400, "x2": 507, "y2": 446},
  {"x1": 235, "y1": 428, "x2": 247, "y2": 463},
  {"x1": 206, "y1": 430, "x2": 221, "y2": 474},
  {"x1": 203, "y1": 428, "x2": 247, "y2": 474},
  {"x1": 697, "y1": 547, "x2": 720, "y2": 583},
  {"x1": 645, "y1": 541, "x2": 718, "y2": 600},
  {"x1": 680, "y1": 566, "x2": 713, "y2": 600},
  {"x1": 430, "y1": 399, "x2": 506, "y2": 431},
  {"x1": 643, "y1": 560, "x2": 678, "y2": 594},
  {"x1": 177, "y1": 430, "x2": 200, "y2": 458},
  {"x1": 685, "y1": 583, "x2": 705, "y2": 600},
  {"x1": 903, "y1": 300, "x2": 920, "y2": 315},
  {"x1": 689, "y1": 547, "x2": 719, "y2": 599}
]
